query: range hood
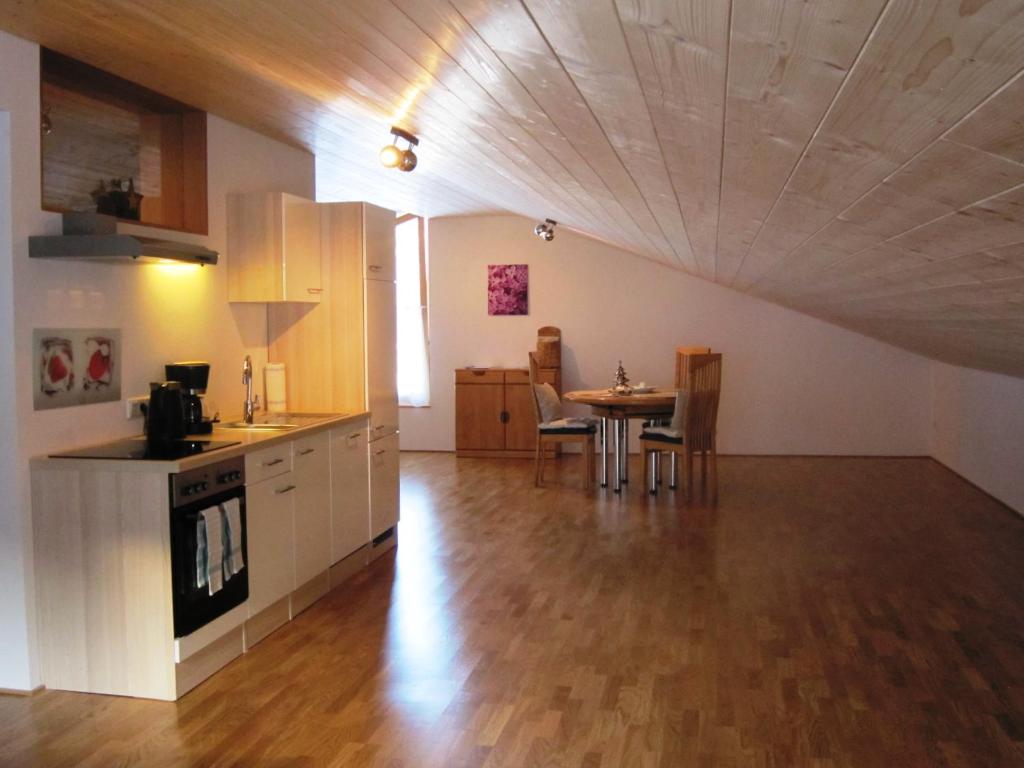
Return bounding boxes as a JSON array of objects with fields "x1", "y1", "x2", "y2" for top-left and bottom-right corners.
[{"x1": 30, "y1": 213, "x2": 218, "y2": 266}]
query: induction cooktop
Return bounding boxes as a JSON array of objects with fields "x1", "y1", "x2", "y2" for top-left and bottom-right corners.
[{"x1": 50, "y1": 438, "x2": 240, "y2": 461}]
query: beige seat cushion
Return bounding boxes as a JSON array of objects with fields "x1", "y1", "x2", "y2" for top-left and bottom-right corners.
[
  {"x1": 533, "y1": 382, "x2": 563, "y2": 423},
  {"x1": 644, "y1": 391, "x2": 688, "y2": 440}
]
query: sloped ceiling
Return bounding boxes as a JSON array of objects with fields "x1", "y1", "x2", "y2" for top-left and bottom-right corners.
[{"x1": 2, "y1": 0, "x2": 1023, "y2": 376}]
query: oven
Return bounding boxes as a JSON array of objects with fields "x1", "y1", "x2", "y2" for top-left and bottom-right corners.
[{"x1": 169, "y1": 456, "x2": 248, "y2": 638}]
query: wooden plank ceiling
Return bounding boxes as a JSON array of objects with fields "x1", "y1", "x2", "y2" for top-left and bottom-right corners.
[{"x1": 3, "y1": 0, "x2": 1023, "y2": 376}]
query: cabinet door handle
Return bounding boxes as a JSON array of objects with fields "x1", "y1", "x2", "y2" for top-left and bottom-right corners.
[
  {"x1": 368, "y1": 264, "x2": 383, "y2": 272},
  {"x1": 275, "y1": 484, "x2": 296, "y2": 495},
  {"x1": 348, "y1": 432, "x2": 361, "y2": 439},
  {"x1": 374, "y1": 449, "x2": 386, "y2": 456},
  {"x1": 307, "y1": 287, "x2": 322, "y2": 294},
  {"x1": 264, "y1": 458, "x2": 284, "y2": 467},
  {"x1": 297, "y1": 448, "x2": 315, "y2": 456},
  {"x1": 499, "y1": 410, "x2": 509, "y2": 424}
]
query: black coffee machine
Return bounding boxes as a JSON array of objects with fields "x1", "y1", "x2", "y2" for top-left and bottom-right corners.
[
  {"x1": 146, "y1": 381, "x2": 187, "y2": 450},
  {"x1": 165, "y1": 361, "x2": 213, "y2": 435}
]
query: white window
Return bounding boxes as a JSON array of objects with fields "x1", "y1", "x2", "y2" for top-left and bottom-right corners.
[{"x1": 395, "y1": 215, "x2": 430, "y2": 407}]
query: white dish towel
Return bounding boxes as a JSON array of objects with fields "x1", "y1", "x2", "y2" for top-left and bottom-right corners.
[
  {"x1": 220, "y1": 499, "x2": 245, "y2": 578},
  {"x1": 200, "y1": 506, "x2": 223, "y2": 595}
]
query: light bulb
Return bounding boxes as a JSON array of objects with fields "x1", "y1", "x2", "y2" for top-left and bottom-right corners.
[
  {"x1": 379, "y1": 144, "x2": 402, "y2": 168},
  {"x1": 399, "y1": 148, "x2": 418, "y2": 172}
]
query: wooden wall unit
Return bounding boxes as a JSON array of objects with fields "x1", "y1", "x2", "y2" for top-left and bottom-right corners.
[
  {"x1": 455, "y1": 367, "x2": 560, "y2": 458},
  {"x1": 40, "y1": 48, "x2": 208, "y2": 235}
]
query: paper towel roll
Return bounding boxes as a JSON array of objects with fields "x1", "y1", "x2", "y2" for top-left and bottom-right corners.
[{"x1": 265, "y1": 363, "x2": 286, "y2": 413}]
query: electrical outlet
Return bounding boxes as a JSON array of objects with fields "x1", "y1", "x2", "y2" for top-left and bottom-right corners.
[{"x1": 125, "y1": 396, "x2": 148, "y2": 420}]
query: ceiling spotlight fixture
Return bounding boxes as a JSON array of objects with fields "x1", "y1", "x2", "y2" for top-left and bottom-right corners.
[
  {"x1": 534, "y1": 218, "x2": 557, "y2": 242},
  {"x1": 380, "y1": 126, "x2": 419, "y2": 172}
]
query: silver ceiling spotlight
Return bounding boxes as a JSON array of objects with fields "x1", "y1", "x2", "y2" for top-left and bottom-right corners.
[
  {"x1": 534, "y1": 218, "x2": 557, "y2": 242},
  {"x1": 380, "y1": 126, "x2": 419, "y2": 172}
]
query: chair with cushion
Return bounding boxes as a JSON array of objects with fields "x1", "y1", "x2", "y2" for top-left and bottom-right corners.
[
  {"x1": 646, "y1": 345, "x2": 713, "y2": 487},
  {"x1": 528, "y1": 352, "x2": 597, "y2": 489},
  {"x1": 640, "y1": 353, "x2": 722, "y2": 502}
]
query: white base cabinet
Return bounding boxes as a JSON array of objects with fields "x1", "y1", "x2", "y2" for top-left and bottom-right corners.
[
  {"x1": 370, "y1": 432, "x2": 400, "y2": 540},
  {"x1": 246, "y1": 469, "x2": 297, "y2": 616},
  {"x1": 330, "y1": 419, "x2": 371, "y2": 563},
  {"x1": 292, "y1": 432, "x2": 332, "y2": 588}
]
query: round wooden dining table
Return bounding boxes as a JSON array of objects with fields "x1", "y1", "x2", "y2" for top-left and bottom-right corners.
[{"x1": 563, "y1": 388, "x2": 676, "y2": 492}]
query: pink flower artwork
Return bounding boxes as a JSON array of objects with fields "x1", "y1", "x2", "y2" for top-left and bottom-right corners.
[{"x1": 487, "y1": 264, "x2": 529, "y2": 316}]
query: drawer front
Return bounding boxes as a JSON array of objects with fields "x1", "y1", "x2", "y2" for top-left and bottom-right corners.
[
  {"x1": 455, "y1": 368, "x2": 504, "y2": 385},
  {"x1": 245, "y1": 442, "x2": 293, "y2": 484},
  {"x1": 504, "y1": 369, "x2": 530, "y2": 385},
  {"x1": 292, "y1": 431, "x2": 329, "y2": 469}
]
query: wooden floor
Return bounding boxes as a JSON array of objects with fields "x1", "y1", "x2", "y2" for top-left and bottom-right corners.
[{"x1": 2, "y1": 453, "x2": 1023, "y2": 767}]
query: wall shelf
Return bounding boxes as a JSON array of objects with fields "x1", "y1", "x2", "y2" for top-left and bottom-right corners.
[{"x1": 40, "y1": 48, "x2": 208, "y2": 236}]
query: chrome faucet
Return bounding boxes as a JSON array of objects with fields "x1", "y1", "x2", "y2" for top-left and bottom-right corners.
[{"x1": 242, "y1": 355, "x2": 260, "y2": 424}]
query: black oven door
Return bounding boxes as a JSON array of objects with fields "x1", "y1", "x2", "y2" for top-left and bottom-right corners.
[{"x1": 170, "y1": 487, "x2": 248, "y2": 638}]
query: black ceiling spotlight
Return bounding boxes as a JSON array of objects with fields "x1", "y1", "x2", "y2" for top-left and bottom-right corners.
[
  {"x1": 534, "y1": 218, "x2": 557, "y2": 242},
  {"x1": 380, "y1": 126, "x2": 419, "y2": 172}
]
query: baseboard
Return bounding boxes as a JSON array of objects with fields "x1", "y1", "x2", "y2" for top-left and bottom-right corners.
[
  {"x1": 0, "y1": 684, "x2": 45, "y2": 697},
  {"x1": 368, "y1": 527, "x2": 398, "y2": 563},
  {"x1": 329, "y1": 544, "x2": 370, "y2": 589},
  {"x1": 244, "y1": 596, "x2": 290, "y2": 650},
  {"x1": 175, "y1": 626, "x2": 243, "y2": 699}
]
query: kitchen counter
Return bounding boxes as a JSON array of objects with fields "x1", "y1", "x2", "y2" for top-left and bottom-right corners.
[
  {"x1": 31, "y1": 411, "x2": 370, "y2": 473},
  {"x1": 29, "y1": 408, "x2": 379, "y2": 701}
]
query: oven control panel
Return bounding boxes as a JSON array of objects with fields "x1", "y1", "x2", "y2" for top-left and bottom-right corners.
[{"x1": 171, "y1": 456, "x2": 245, "y2": 507}]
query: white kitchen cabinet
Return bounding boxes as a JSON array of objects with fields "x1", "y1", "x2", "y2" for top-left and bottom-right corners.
[
  {"x1": 369, "y1": 432, "x2": 400, "y2": 539},
  {"x1": 365, "y1": 278, "x2": 398, "y2": 439},
  {"x1": 292, "y1": 432, "x2": 331, "y2": 588},
  {"x1": 227, "y1": 191, "x2": 322, "y2": 303},
  {"x1": 330, "y1": 421, "x2": 370, "y2": 563},
  {"x1": 246, "y1": 470, "x2": 296, "y2": 616}
]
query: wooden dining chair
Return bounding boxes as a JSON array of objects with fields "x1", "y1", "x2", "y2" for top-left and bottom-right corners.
[
  {"x1": 646, "y1": 345, "x2": 712, "y2": 488},
  {"x1": 675, "y1": 345, "x2": 711, "y2": 388},
  {"x1": 528, "y1": 352, "x2": 596, "y2": 489},
  {"x1": 641, "y1": 353, "x2": 722, "y2": 502}
]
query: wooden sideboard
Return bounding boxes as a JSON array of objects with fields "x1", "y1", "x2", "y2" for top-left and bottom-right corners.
[{"x1": 455, "y1": 367, "x2": 560, "y2": 458}]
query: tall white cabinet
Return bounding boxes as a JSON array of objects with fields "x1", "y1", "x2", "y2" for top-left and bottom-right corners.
[
  {"x1": 365, "y1": 278, "x2": 399, "y2": 440},
  {"x1": 361, "y1": 205, "x2": 400, "y2": 543},
  {"x1": 266, "y1": 201, "x2": 400, "y2": 558}
]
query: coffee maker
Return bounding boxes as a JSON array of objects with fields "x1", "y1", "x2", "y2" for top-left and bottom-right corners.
[{"x1": 165, "y1": 361, "x2": 213, "y2": 434}]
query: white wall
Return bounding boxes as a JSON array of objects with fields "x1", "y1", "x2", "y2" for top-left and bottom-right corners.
[
  {"x1": 0, "y1": 109, "x2": 34, "y2": 691},
  {"x1": 400, "y1": 215, "x2": 933, "y2": 456},
  {"x1": 0, "y1": 30, "x2": 315, "y2": 690},
  {"x1": 930, "y1": 363, "x2": 1024, "y2": 514}
]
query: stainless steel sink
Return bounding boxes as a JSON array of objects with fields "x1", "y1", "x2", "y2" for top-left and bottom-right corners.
[
  {"x1": 220, "y1": 422, "x2": 298, "y2": 431},
  {"x1": 219, "y1": 413, "x2": 338, "y2": 431}
]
